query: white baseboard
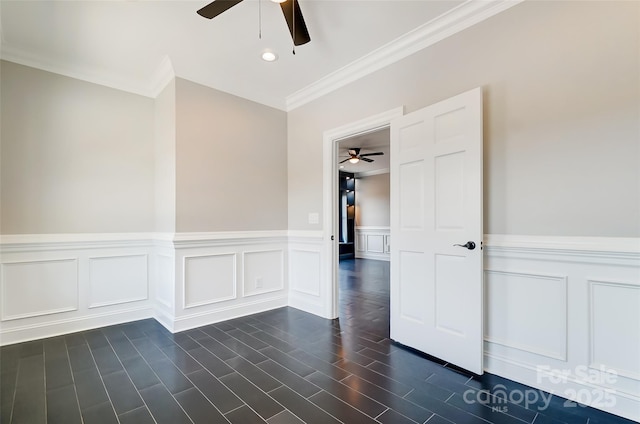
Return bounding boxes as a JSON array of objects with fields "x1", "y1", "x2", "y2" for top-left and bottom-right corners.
[
  {"x1": 288, "y1": 291, "x2": 326, "y2": 319},
  {"x1": 355, "y1": 252, "x2": 390, "y2": 262},
  {"x1": 171, "y1": 296, "x2": 287, "y2": 333},
  {"x1": 0, "y1": 306, "x2": 153, "y2": 345}
]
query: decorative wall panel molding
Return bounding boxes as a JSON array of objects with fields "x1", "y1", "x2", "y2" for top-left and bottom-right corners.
[
  {"x1": 0, "y1": 234, "x2": 156, "y2": 345},
  {"x1": 485, "y1": 269, "x2": 568, "y2": 361},
  {"x1": 1, "y1": 258, "x2": 79, "y2": 321},
  {"x1": 169, "y1": 232, "x2": 290, "y2": 333},
  {"x1": 88, "y1": 254, "x2": 149, "y2": 308},
  {"x1": 183, "y1": 253, "x2": 237, "y2": 309},
  {"x1": 289, "y1": 249, "x2": 321, "y2": 297},
  {"x1": 243, "y1": 250, "x2": 285, "y2": 297},
  {"x1": 0, "y1": 231, "x2": 291, "y2": 343},
  {"x1": 588, "y1": 279, "x2": 640, "y2": 381},
  {"x1": 483, "y1": 235, "x2": 640, "y2": 421},
  {"x1": 355, "y1": 227, "x2": 390, "y2": 261}
]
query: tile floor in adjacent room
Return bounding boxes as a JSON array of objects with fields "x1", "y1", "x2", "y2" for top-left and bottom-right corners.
[{"x1": 0, "y1": 259, "x2": 635, "y2": 424}]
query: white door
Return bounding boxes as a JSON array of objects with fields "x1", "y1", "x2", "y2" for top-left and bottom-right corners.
[{"x1": 390, "y1": 87, "x2": 483, "y2": 374}]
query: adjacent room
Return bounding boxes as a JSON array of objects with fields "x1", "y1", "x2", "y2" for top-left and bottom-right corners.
[{"x1": 1, "y1": 1, "x2": 639, "y2": 423}]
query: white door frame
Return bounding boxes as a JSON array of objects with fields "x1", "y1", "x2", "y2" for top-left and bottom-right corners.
[{"x1": 321, "y1": 107, "x2": 405, "y2": 319}]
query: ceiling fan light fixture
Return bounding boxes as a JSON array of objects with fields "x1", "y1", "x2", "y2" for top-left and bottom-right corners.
[
  {"x1": 261, "y1": 50, "x2": 278, "y2": 62},
  {"x1": 271, "y1": 0, "x2": 287, "y2": 3},
  {"x1": 349, "y1": 157, "x2": 360, "y2": 164}
]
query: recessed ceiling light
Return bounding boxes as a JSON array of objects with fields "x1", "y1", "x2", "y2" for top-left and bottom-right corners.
[{"x1": 261, "y1": 51, "x2": 278, "y2": 62}]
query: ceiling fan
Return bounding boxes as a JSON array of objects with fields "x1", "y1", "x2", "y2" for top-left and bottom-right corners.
[
  {"x1": 340, "y1": 148, "x2": 384, "y2": 164},
  {"x1": 197, "y1": 0, "x2": 311, "y2": 46}
]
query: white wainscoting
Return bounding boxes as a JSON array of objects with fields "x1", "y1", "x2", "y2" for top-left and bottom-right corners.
[
  {"x1": 88, "y1": 254, "x2": 149, "y2": 309},
  {"x1": 484, "y1": 235, "x2": 640, "y2": 421},
  {"x1": 355, "y1": 227, "x2": 390, "y2": 261},
  {"x1": 243, "y1": 250, "x2": 285, "y2": 297},
  {"x1": 288, "y1": 231, "x2": 325, "y2": 317},
  {"x1": 1, "y1": 258, "x2": 79, "y2": 321},
  {"x1": 151, "y1": 239, "x2": 176, "y2": 331},
  {"x1": 0, "y1": 231, "x2": 291, "y2": 343},
  {"x1": 168, "y1": 231, "x2": 289, "y2": 332},
  {"x1": 0, "y1": 234, "x2": 156, "y2": 345},
  {"x1": 183, "y1": 253, "x2": 237, "y2": 309}
]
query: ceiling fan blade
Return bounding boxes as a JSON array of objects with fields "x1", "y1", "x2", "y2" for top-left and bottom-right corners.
[
  {"x1": 279, "y1": 0, "x2": 311, "y2": 46},
  {"x1": 197, "y1": 0, "x2": 243, "y2": 19},
  {"x1": 361, "y1": 157, "x2": 375, "y2": 163},
  {"x1": 360, "y1": 152, "x2": 384, "y2": 157},
  {"x1": 339, "y1": 158, "x2": 351, "y2": 164}
]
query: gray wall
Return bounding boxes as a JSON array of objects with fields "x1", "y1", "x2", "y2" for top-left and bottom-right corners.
[
  {"x1": 155, "y1": 79, "x2": 176, "y2": 233},
  {"x1": 175, "y1": 78, "x2": 288, "y2": 232},
  {"x1": 0, "y1": 67, "x2": 288, "y2": 235},
  {"x1": 287, "y1": 1, "x2": 640, "y2": 237},
  {"x1": 1, "y1": 60, "x2": 155, "y2": 234},
  {"x1": 355, "y1": 173, "x2": 390, "y2": 227}
]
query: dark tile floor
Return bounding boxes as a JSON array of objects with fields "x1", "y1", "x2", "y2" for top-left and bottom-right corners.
[{"x1": 0, "y1": 258, "x2": 636, "y2": 424}]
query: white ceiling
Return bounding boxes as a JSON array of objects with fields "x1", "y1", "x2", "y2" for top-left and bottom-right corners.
[{"x1": 0, "y1": 0, "x2": 519, "y2": 110}]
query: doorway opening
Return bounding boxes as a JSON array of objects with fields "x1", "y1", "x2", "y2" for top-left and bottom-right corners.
[
  {"x1": 336, "y1": 129, "x2": 391, "y2": 338},
  {"x1": 320, "y1": 107, "x2": 403, "y2": 321}
]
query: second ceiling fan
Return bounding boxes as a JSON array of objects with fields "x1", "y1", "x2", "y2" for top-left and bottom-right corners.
[
  {"x1": 197, "y1": 0, "x2": 311, "y2": 46},
  {"x1": 340, "y1": 148, "x2": 384, "y2": 164}
]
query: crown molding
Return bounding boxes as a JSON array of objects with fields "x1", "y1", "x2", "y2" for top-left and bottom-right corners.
[
  {"x1": 0, "y1": 43, "x2": 160, "y2": 98},
  {"x1": 148, "y1": 55, "x2": 176, "y2": 98},
  {"x1": 285, "y1": 0, "x2": 524, "y2": 111},
  {"x1": 1, "y1": 0, "x2": 522, "y2": 107},
  {"x1": 1, "y1": 47, "x2": 175, "y2": 99}
]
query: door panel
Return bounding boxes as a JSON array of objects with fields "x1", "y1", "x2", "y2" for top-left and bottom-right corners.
[
  {"x1": 435, "y1": 152, "x2": 465, "y2": 229},
  {"x1": 399, "y1": 161, "x2": 425, "y2": 230},
  {"x1": 434, "y1": 253, "x2": 468, "y2": 336},
  {"x1": 390, "y1": 87, "x2": 483, "y2": 374},
  {"x1": 398, "y1": 250, "x2": 427, "y2": 323}
]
